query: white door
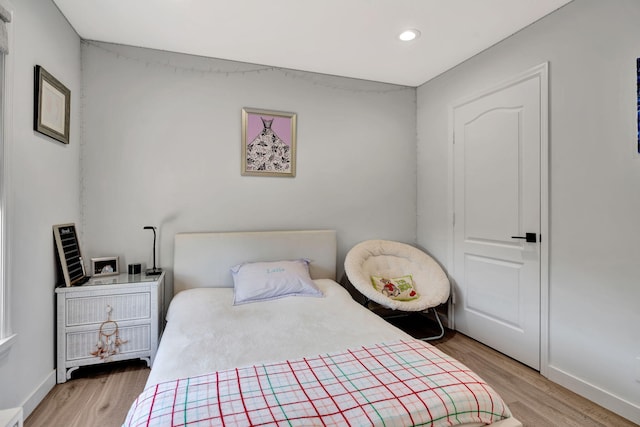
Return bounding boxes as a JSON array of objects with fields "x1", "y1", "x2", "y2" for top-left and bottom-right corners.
[{"x1": 452, "y1": 65, "x2": 546, "y2": 370}]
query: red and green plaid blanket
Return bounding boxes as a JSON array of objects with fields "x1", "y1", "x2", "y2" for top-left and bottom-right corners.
[{"x1": 124, "y1": 339, "x2": 511, "y2": 426}]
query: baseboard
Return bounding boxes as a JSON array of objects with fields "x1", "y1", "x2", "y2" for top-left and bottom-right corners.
[
  {"x1": 547, "y1": 365, "x2": 640, "y2": 424},
  {"x1": 20, "y1": 369, "x2": 55, "y2": 420}
]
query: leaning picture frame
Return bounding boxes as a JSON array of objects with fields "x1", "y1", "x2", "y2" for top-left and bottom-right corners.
[
  {"x1": 241, "y1": 107, "x2": 297, "y2": 177},
  {"x1": 91, "y1": 257, "x2": 119, "y2": 277},
  {"x1": 34, "y1": 65, "x2": 71, "y2": 144},
  {"x1": 53, "y1": 223, "x2": 88, "y2": 287}
]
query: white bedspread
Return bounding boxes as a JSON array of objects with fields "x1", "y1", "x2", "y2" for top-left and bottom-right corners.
[{"x1": 146, "y1": 279, "x2": 413, "y2": 387}]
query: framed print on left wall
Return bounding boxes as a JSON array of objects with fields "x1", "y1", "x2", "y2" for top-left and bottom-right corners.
[{"x1": 34, "y1": 65, "x2": 70, "y2": 144}]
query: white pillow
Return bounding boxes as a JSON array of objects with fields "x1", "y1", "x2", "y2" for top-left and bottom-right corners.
[{"x1": 231, "y1": 259, "x2": 323, "y2": 305}]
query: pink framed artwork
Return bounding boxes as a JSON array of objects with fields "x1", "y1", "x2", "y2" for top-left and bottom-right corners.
[{"x1": 241, "y1": 107, "x2": 297, "y2": 177}]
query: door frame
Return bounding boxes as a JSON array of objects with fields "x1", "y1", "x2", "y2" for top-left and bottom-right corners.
[{"x1": 447, "y1": 62, "x2": 550, "y2": 376}]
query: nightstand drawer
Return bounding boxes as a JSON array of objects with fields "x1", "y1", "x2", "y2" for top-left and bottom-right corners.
[
  {"x1": 65, "y1": 292, "x2": 151, "y2": 326},
  {"x1": 66, "y1": 324, "x2": 151, "y2": 361}
]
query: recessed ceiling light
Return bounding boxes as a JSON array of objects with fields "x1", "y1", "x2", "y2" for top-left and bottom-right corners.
[{"x1": 398, "y1": 29, "x2": 420, "y2": 42}]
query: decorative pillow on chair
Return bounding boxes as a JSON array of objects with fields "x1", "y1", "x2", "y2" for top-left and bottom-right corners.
[
  {"x1": 231, "y1": 259, "x2": 323, "y2": 305},
  {"x1": 370, "y1": 275, "x2": 420, "y2": 301}
]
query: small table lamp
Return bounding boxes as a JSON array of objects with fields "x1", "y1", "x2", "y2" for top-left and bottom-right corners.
[{"x1": 144, "y1": 226, "x2": 162, "y2": 276}]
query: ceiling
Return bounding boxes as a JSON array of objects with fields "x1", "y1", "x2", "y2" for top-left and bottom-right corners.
[{"x1": 52, "y1": 0, "x2": 573, "y2": 87}]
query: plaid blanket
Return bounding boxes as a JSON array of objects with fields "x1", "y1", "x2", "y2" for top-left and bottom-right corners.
[{"x1": 124, "y1": 340, "x2": 511, "y2": 426}]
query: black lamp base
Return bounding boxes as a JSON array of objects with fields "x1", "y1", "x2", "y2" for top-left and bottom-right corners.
[{"x1": 145, "y1": 268, "x2": 163, "y2": 276}]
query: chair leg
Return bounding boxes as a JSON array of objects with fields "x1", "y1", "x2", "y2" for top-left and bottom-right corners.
[{"x1": 419, "y1": 307, "x2": 445, "y2": 341}]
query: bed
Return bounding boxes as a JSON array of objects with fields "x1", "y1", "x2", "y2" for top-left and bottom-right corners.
[{"x1": 124, "y1": 230, "x2": 522, "y2": 427}]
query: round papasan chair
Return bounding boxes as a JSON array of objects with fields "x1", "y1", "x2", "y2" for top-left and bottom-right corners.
[{"x1": 343, "y1": 239, "x2": 450, "y2": 340}]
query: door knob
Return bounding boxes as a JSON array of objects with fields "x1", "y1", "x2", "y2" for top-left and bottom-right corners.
[{"x1": 511, "y1": 232, "x2": 537, "y2": 243}]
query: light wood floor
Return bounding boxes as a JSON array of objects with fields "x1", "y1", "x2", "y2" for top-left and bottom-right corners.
[
  {"x1": 25, "y1": 360, "x2": 149, "y2": 427},
  {"x1": 26, "y1": 318, "x2": 638, "y2": 427}
]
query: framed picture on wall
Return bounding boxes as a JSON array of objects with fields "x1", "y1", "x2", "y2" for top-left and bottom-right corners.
[
  {"x1": 34, "y1": 65, "x2": 71, "y2": 144},
  {"x1": 91, "y1": 257, "x2": 119, "y2": 277},
  {"x1": 241, "y1": 107, "x2": 297, "y2": 177}
]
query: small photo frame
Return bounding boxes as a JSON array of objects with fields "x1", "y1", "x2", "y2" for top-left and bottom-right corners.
[
  {"x1": 34, "y1": 65, "x2": 71, "y2": 144},
  {"x1": 241, "y1": 107, "x2": 297, "y2": 177},
  {"x1": 91, "y1": 257, "x2": 119, "y2": 277}
]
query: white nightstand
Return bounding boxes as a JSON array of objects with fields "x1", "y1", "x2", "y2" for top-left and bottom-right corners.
[
  {"x1": 55, "y1": 272, "x2": 165, "y2": 384},
  {"x1": 0, "y1": 407, "x2": 22, "y2": 427}
]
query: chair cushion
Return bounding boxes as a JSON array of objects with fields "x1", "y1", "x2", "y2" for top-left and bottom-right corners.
[
  {"x1": 370, "y1": 275, "x2": 419, "y2": 301},
  {"x1": 344, "y1": 240, "x2": 449, "y2": 311}
]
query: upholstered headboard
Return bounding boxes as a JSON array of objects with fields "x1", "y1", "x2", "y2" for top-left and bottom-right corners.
[{"x1": 173, "y1": 230, "x2": 337, "y2": 295}]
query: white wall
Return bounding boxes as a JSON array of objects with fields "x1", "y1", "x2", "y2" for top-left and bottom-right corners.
[
  {"x1": 417, "y1": 0, "x2": 640, "y2": 422},
  {"x1": 81, "y1": 42, "x2": 417, "y2": 299},
  {"x1": 0, "y1": 0, "x2": 81, "y2": 415}
]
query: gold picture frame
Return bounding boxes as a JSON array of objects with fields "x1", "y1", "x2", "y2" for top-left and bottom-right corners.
[
  {"x1": 241, "y1": 107, "x2": 297, "y2": 177},
  {"x1": 91, "y1": 256, "x2": 120, "y2": 277},
  {"x1": 34, "y1": 65, "x2": 71, "y2": 144}
]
